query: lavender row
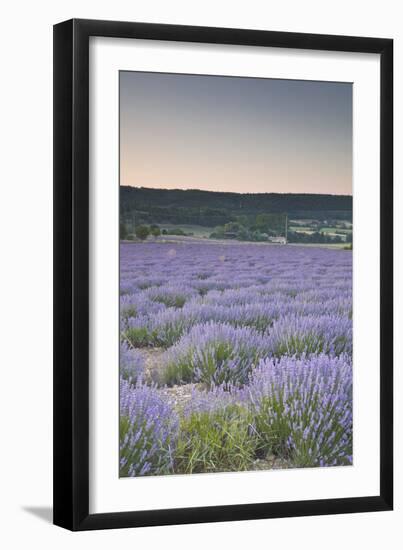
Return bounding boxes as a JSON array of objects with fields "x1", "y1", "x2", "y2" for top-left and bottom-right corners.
[
  {"x1": 161, "y1": 316, "x2": 352, "y2": 386},
  {"x1": 120, "y1": 353, "x2": 352, "y2": 476}
]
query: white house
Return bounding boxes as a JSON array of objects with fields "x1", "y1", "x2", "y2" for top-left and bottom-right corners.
[{"x1": 269, "y1": 236, "x2": 287, "y2": 245}]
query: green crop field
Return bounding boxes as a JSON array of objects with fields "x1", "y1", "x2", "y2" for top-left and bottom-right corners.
[{"x1": 160, "y1": 224, "x2": 214, "y2": 237}]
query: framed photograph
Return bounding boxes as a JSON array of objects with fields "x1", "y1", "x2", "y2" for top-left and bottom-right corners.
[{"x1": 53, "y1": 19, "x2": 393, "y2": 530}]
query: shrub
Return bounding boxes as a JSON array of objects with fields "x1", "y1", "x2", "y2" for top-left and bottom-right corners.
[
  {"x1": 120, "y1": 293, "x2": 166, "y2": 322},
  {"x1": 268, "y1": 314, "x2": 352, "y2": 357},
  {"x1": 135, "y1": 225, "x2": 150, "y2": 240},
  {"x1": 120, "y1": 378, "x2": 179, "y2": 477},
  {"x1": 162, "y1": 322, "x2": 271, "y2": 386},
  {"x1": 148, "y1": 308, "x2": 192, "y2": 348},
  {"x1": 123, "y1": 317, "x2": 153, "y2": 348},
  {"x1": 120, "y1": 296, "x2": 138, "y2": 319},
  {"x1": 150, "y1": 225, "x2": 161, "y2": 237},
  {"x1": 146, "y1": 285, "x2": 195, "y2": 308},
  {"x1": 120, "y1": 342, "x2": 145, "y2": 383},
  {"x1": 247, "y1": 355, "x2": 352, "y2": 467}
]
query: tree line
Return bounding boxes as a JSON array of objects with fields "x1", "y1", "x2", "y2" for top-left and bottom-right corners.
[{"x1": 120, "y1": 186, "x2": 352, "y2": 228}]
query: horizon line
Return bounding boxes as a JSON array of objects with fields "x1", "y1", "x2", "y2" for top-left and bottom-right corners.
[{"x1": 120, "y1": 184, "x2": 352, "y2": 198}]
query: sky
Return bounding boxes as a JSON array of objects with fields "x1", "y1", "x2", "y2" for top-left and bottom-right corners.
[{"x1": 120, "y1": 71, "x2": 352, "y2": 195}]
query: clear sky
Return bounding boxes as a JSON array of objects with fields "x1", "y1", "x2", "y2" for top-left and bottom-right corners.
[{"x1": 120, "y1": 71, "x2": 352, "y2": 195}]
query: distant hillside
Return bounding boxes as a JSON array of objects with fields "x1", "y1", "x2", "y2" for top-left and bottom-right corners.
[{"x1": 120, "y1": 186, "x2": 352, "y2": 227}]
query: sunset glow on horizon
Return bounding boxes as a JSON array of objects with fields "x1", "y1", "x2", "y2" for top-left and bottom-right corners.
[{"x1": 120, "y1": 71, "x2": 352, "y2": 196}]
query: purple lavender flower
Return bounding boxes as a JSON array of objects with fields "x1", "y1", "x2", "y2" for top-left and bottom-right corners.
[
  {"x1": 120, "y1": 342, "x2": 145, "y2": 383},
  {"x1": 267, "y1": 314, "x2": 352, "y2": 357},
  {"x1": 145, "y1": 284, "x2": 197, "y2": 308},
  {"x1": 162, "y1": 321, "x2": 271, "y2": 386},
  {"x1": 246, "y1": 354, "x2": 352, "y2": 467},
  {"x1": 120, "y1": 377, "x2": 179, "y2": 477}
]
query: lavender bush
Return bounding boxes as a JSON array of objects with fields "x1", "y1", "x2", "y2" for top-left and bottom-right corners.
[
  {"x1": 120, "y1": 377, "x2": 179, "y2": 476},
  {"x1": 247, "y1": 354, "x2": 352, "y2": 467},
  {"x1": 268, "y1": 314, "x2": 352, "y2": 357},
  {"x1": 120, "y1": 342, "x2": 145, "y2": 383},
  {"x1": 162, "y1": 321, "x2": 271, "y2": 386}
]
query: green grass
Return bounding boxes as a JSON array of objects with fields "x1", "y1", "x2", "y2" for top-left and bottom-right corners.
[{"x1": 175, "y1": 405, "x2": 258, "y2": 474}]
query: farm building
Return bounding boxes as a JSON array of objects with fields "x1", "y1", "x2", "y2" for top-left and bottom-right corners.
[{"x1": 269, "y1": 236, "x2": 287, "y2": 244}]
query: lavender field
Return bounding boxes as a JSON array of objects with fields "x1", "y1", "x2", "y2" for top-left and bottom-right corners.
[{"x1": 119, "y1": 241, "x2": 352, "y2": 477}]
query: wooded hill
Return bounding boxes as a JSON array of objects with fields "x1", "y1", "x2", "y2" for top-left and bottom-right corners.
[{"x1": 120, "y1": 186, "x2": 352, "y2": 227}]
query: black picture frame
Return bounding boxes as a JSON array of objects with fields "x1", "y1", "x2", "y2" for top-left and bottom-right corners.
[{"x1": 53, "y1": 18, "x2": 393, "y2": 531}]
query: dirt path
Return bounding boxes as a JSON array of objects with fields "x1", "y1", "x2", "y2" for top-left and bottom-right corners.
[
  {"x1": 140, "y1": 347, "x2": 201, "y2": 410},
  {"x1": 250, "y1": 455, "x2": 290, "y2": 471},
  {"x1": 141, "y1": 347, "x2": 166, "y2": 383}
]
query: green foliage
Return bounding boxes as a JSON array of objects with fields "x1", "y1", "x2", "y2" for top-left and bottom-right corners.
[
  {"x1": 255, "y1": 213, "x2": 285, "y2": 234},
  {"x1": 124, "y1": 326, "x2": 152, "y2": 348},
  {"x1": 154, "y1": 319, "x2": 194, "y2": 350},
  {"x1": 162, "y1": 356, "x2": 194, "y2": 386},
  {"x1": 209, "y1": 226, "x2": 225, "y2": 239},
  {"x1": 288, "y1": 230, "x2": 345, "y2": 244},
  {"x1": 163, "y1": 342, "x2": 231, "y2": 386},
  {"x1": 272, "y1": 334, "x2": 327, "y2": 357},
  {"x1": 236, "y1": 226, "x2": 252, "y2": 241},
  {"x1": 162, "y1": 330, "x2": 267, "y2": 387},
  {"x1": 121, "y1": 304, "x2": 137, "y2": 319},
  {"x1": 121, "y1": 188, "x2": 352, "y2": 244},
  {"x1": 210, "y1": 212, "x2": 287, "y2": 242},
  {"x1": 150, "y1": 224, "x2": 161, "y2": 237},
  {"x1": 120, "y1": 222, "x2": 128, "y2": 240},
  {"x1": 224, "y1": 221, "x2": 241, "y2": 233},
  {"x1": 252, "y1": 396, "x2": 292, "y2": 459},
  {"x1": 251, "y1": 230, "x2": 268, "y2": 242},
  {"x1": 252, "y1": 392, "x2": 352, "y2": 468},
  {"x1": 271, "y1": 332, "x2": 349, "y2": 359},
  {"x1": 175, "y1": 405, "x2": 258, "y2": 474},
  {"x1": 164, "y1": 228, "x2": 194, "y2": 236},
  {"x1": 120, "y1": 186, "x2": 352, "y2": 219},
  {"x1": 151, "y1": 293, "x2": 187, "y2": 308},
  {"x1": 135, "y1": 225, "x2": 150, "y2": 240}
]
